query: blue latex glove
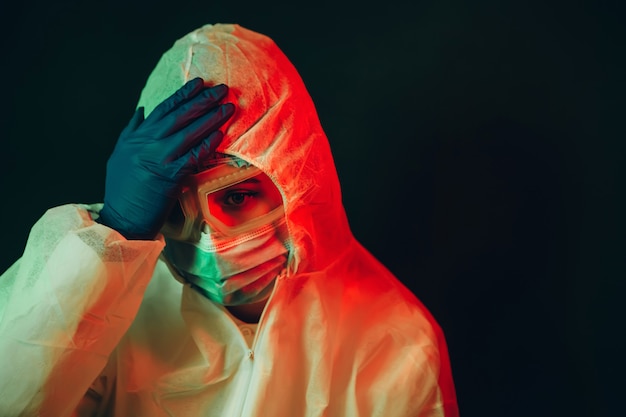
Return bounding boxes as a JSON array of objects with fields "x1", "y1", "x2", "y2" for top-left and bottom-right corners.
[{"x1": 98, "y1": 78, "x2": 235, "y2": 240}]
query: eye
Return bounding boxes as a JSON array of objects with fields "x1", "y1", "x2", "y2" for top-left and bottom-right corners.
[{"x1": 222, "y1": 190, "x2": 259, "y2": 207}]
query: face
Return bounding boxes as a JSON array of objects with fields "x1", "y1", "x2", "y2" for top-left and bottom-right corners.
[{"x1": 161, "y1": 166, "x2": 289, "y2": 310}]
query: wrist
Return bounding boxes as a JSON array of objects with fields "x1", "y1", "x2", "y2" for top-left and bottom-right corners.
[{"x1": 97, "y1": 205, "x2": 157, "y2": 240}]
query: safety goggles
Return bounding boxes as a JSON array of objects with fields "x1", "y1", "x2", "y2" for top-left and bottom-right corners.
[{"x1": 162, "y1": 163, "x2": 285, "y2": 241}]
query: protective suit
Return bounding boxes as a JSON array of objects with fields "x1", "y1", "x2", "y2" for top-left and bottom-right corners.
[{"x1": 0, "y1": 24, "x2": 459, "y2": 417}]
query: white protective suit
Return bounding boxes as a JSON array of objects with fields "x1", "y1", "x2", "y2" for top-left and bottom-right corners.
[{"x1": 0, "y1": 24, "x2": 459, "y2": 417}]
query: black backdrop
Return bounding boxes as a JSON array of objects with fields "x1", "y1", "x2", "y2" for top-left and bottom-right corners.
[{"x1": 0, "y1": 1, "x2": 624, "y2": 416}]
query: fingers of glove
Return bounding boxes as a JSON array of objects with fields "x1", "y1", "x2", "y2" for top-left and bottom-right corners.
[
  {"x1": 119, "y1": 107, "x2": 145, "y2": 136},
  {"x1": 129, "y1": 107, "x2": 145, "y2": 130},
  {"x1": 178, "y1": 130, "x2": 225, "y2": 176},
  {"x1": 146, "y1": 77, "x2": 206, "y2": 122},
  {"x1": 166, "y1": 102, "x2": 235, "y2": 159},
  {"x1": 157, "y1": 84, "x2": 229, "y2": 136}
]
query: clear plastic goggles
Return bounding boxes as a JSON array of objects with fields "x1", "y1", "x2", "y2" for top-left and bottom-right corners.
[{"x1": 162, "y1": 163, "x2": 285, "y2": 241}]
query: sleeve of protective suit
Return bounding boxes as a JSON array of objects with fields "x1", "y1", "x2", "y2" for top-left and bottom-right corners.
[{"x1": 0, "y1": 203, "x2": 165, "y2": 417}]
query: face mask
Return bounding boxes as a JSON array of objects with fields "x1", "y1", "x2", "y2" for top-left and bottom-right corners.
[{"x1": 163, "y1": 219, "x2": 288, "y2": 306}]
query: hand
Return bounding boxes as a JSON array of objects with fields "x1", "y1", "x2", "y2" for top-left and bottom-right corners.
[{"x1": 98, "y1": 78, "x2": 235, "y2": 240}]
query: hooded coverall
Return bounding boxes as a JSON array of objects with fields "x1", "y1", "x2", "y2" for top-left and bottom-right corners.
[{"x1": 0, "y1": 23, "x2": 459, "y2": 417}]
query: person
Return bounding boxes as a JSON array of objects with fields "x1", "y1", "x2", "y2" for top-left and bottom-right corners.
[{"x1": 0, "y1": 23, "x2": 459, "y2": 417}]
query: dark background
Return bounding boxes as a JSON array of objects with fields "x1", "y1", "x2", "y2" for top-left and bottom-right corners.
[{"x1": 1, "y1": 1, "x2": 623, "y2": 416}]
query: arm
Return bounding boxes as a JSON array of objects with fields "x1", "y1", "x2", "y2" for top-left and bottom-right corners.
[
  {"x1": 0, "y1": 79, "x2": 234, "y2": 416},
  {"x1": 0, "y1": 204, "x2": 163, "y2": 416}
]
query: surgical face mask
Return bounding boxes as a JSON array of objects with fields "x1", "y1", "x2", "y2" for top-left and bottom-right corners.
[
  {"x1": 162, "y1": 162, "x2": 289, "y2": 305},
  {"x1": 163, "y1": 219, "x2": 288, "y2": 305}
]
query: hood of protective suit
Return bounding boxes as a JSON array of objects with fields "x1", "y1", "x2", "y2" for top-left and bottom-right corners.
[
  {"x1": 0, "y1": 23, "x2": 457, "y2": 417},
  {"x1": 137, "y1": 23, "x2": 350, "y2": 275}
]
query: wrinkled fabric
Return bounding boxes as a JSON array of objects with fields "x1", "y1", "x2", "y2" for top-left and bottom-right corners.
[
  {"x1": 0, "y1": 204, "x2": 165, "y2": 416},
  {"x1": 0, "y1": 24, "x2": 459, "y2": 417}
]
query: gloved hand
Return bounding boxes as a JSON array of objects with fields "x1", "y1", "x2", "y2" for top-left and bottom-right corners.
[{"x1": 98, "y1": 78, "x2": 235, "y2": 240}]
